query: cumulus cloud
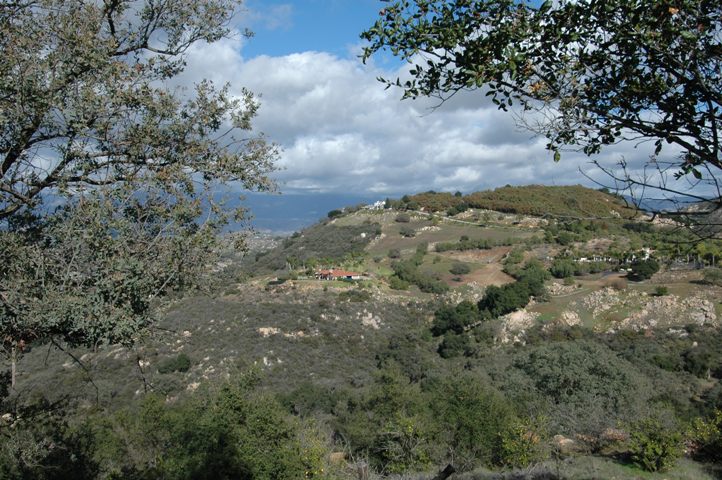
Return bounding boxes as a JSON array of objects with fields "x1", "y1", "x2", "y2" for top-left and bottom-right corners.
[{"x1": 176, "y1": 30, "x2": 675, "y2": 197}]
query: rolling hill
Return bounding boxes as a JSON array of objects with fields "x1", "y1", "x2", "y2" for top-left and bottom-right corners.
[{"x1": 8, "y1": 184, "x2": 722, "y2": 480}]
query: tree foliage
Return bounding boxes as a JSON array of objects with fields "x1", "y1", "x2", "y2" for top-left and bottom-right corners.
[
  {"x1": 0, "y1": 372, "x2": 331, "y2": 479},
  {"x1": 550, "y1": 258, "x2": 576, "y2": 279},
  {"x1": 630, "y1": 258, "x2": 660, "y2": 280},
  {"x1": 477, "y1": 260, "x2": 548, "y2": 318},
  {"x1": 449, "y1": 262, "x2": 471, "y2": 275},
  {"x1": 362, "y1": 1, "x2": 722, "y2": 210},
  {"x1": 0, "y1": 0, "x2": 277, "y2": 383},
  {"x1": 628, "y1": 417, "x2": 684, "y2": 472},
  {"x1": 511, "y1": 340, "x2": 654, "y2": 435},
  {"x1": 432, "y1": 300, "x2": 479, "y2": 336},
  {"x1": 432, "y1": 375, "x2": 518, "y2": 470},
  {"x1": 1, "y1": 0, "x2": 276, "y2": 220},
  {"x1": 702, "y1": 267, "x2": 722, "y2": 286}
]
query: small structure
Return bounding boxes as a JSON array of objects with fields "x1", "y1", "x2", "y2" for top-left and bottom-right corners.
[
  {"x1": 364, "y1": 200, "x2": 386, "y2": 210},
  {"x1": 315, "y1": 269, "x2": 363, "y2": 281}
]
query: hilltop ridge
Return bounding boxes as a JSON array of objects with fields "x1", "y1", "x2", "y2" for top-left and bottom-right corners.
[{"x1": 401, "y1": 184, "x2": 636, "y2": 219}]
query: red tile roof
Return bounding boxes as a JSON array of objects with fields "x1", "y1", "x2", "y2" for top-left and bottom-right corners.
[{"x1": 316, "y1": 269, "x2": 361, "y2": 277}]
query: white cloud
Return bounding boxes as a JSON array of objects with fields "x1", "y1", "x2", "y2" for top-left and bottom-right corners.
[{"x1": 176, "y1": 31, "x2": 675, "y2": 197}]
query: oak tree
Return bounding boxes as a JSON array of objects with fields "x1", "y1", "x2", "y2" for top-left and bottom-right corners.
[
  {"x1": 362, "y1": 0, "x2": 721, "y2": 218},
  {"x1": 0, "y1": 1, "x2": 277, "y2": 388}
]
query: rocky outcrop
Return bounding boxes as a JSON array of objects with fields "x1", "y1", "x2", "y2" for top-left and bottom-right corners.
[
  {"x1": 498, "y1": 309, "x2": 540, "y2": 344},
  {"x1": 547, "y1": 281, "x2": 580, "y2": 296},
  {"x1": 612, "y1": 295, "x2": 718, "y2": 332}
]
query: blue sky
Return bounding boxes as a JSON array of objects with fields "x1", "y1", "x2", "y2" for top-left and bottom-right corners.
[
  {"x1": 241, "y1": 0, "x2": 384, "y2": 58},
  {"x1": 173, "y1": 1, "x2": 686, "y2": 230}
]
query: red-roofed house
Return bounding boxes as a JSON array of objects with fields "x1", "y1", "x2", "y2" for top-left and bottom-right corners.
[{"x1": 315, "y1": 269, "x2": 363, "y2": 281}]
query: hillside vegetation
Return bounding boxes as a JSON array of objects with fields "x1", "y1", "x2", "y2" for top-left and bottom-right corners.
[
  {"x1": 401, "y1": 185, "x2": 636, "y2": 219},
  {"x1": 5, "y1": 185, "x2": 722, "y2": 480},
  {"x1": 245, "y1": 221, "x2": 381, "y2": 274},
  {"x1": 465, "y1": 185, "x2": 635, "y2": 218}
]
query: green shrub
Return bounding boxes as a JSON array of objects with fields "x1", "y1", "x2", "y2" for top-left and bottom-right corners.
[
  {"x1": 449, "y1": 262, "x2": 471, "y2": 275},
  {"x1": 702, "y1": 268, "x2": 722, "y2": 286},
  {"x1": 437, "y1": 332, "x2": 472, "y2": 358},
  {"x1": 550, "y1": 258, "x2": 575, "y2": 279},
  {"x1": 432, "y1": 301, "x2": 479, "y2": 336},
  {"x1": 327, "y1": 209, "x2": 343, "y2": 218},
  {"x1": 334, "y1": 365, "x2": 431, "y2": 471},
  {"x1": 388, "y1": 248, "x2": 401, "y2": 259},
  {"x1": 478, "y1": 283, "x2": 530, "y2": 317},
  {"x1": 588, "y1": 261, "x2": 608, "y2": 273},
  {"x1": 624, "y1": 222, "x2": 654, "y2": 233},
  {"x1": 477, "y1": 261, "x2": 548, "y2": 318},
  {"x1": 432, "y1": 376, "x2": 517, "y2": 470},
  {"x1": 630, "y1": 258, "x2": 660, "y2": 280},
  {"x1": 504, "y1": 249, "x2": 524, "y2": 265},
  {"x1": 373, "y1": 415, "x2": 433, "y2": 474},
  {"x1": 573, "y1": 262, "x2": 589, "y2": 276},
  {"x1": 655, "y1": 285, "x2": 669, "y2": 296},
  {"x1": 511, "y1": 340, "x2": 653, "y2": 435},
  {"x1": 688, "y1": 410, "x2": 722, "y2": 462},
  {"x1": 628, "y1": 418, "x2": 683, "y2": 472},
  {"x1": 496, "y1": 417, "x2": 549, "y2": 468},
  {"x1": 388, "y1": 275, "x2": 409, "y2": 290},
  {"x1": 399, "y1": 226, "x2": 415, "y2": 237},
  {"x1": 157, "y1": 353, "x2": 192, "y2": 374},
  {"x1": 556, "y1": 231, "x2": 575, "y2": 246},
  {"x1": 446, "y1": 203, "x2": 468, "y2": 216},
  {"x1": 88, "y1": 373, "x2": 332, "y2": 479},
  {"x1": 279, "y1": 382, "x2": 345, "y2": 417},
  {"x1": 395, "y1": 213, "x2": 410, "y2": 223},
  {"x1": 683, "y1": 346, "x2": 713, "y2": 378},
  {"x1": 392, "y1": 260, "x2": 448, "y2": 294}
]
